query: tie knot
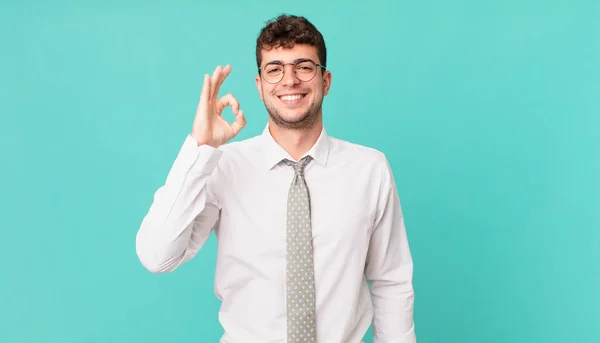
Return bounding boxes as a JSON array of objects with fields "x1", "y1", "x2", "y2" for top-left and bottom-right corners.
[{"x1": 284, "y1": 156, "x2": 312, "y2": 177}]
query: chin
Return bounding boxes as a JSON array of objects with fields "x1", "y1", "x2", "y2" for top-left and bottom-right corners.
[
  {"x1": 264, "y1": 95, "x2": 323, "y2": 129},
  {"x1": 268, "y1": 109, "x2": 320, "y2": 130},
  {"x1": 279, "y1": 110, "x2": 309, "y2": 122}
]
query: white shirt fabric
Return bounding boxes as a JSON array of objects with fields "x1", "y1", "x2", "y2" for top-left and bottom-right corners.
[{"x1": 136, "y1": 124, "x2": 416, "y2": 343}]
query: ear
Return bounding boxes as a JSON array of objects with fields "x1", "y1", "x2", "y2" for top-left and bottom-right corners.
[
  {"x1": 323, "y1": 70, "x2": 332, "y2": 96},
  {"x1": 255, "y1": 75, "x2": 264, "y2": 100}
]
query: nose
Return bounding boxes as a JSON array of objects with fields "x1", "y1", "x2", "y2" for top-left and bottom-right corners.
[{"x1": 281, "y1": 64, "x2": 300, "y2": 87}]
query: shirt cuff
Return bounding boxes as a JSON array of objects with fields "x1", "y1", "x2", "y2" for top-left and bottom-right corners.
[{"x1": 174, "y1": 135, "x2": 224, "y2": 177}]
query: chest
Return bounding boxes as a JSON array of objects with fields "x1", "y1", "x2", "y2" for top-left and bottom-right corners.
[{"x1": 215, "y1": 165, "x2": 379, "y2": 259}]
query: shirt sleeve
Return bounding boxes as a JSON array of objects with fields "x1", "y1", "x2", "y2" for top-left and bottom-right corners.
[
  {"x1": 364, "y1": 154, "x2": 416, "y2": 343},
  {"x1": 135, "y1": 134, "x2": 223, "y2": 273}
]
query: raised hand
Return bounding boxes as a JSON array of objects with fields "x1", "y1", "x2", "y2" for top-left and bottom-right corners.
[{"x1": 191, "y1": 65, "x2": 247, "y2": 147}]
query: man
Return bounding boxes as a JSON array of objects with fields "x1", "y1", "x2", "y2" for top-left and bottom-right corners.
[{"x1": 136, "y1": 14, "x2": 416, "y2": 343}]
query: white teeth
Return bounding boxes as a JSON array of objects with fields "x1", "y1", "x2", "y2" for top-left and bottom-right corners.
[{"x1": 280, "y1": 94, "x2": 304, "y2": 101}]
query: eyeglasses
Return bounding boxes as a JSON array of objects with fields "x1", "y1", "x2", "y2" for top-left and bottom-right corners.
[{"x1": 259, "y1": 58, "x2": 326, "y2": 84}]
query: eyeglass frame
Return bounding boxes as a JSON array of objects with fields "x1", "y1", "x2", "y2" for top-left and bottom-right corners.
[{"x1": 258, "y1": 58, "x2": 327, "y2": 84}]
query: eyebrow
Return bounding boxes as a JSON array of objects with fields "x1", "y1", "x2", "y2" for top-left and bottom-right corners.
[{"x1": 264, "y1": 57, "x2": 314, "y2": 65}]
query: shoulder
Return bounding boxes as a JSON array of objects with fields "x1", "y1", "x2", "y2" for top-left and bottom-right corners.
[
  {"x1": 328, "y1": 135, "x2": 397, "y2": 188},
  {"x1": 329, "y1": 135, "x2": 390, "y2": 167}
]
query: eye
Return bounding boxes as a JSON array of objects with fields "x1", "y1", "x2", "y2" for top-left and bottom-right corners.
[
  {"x1": 265, "y1": 65, "x2": 283, "y2": 74},
  {"x1": 296, "y1": 62, "x2": 315, "y2": 72}
]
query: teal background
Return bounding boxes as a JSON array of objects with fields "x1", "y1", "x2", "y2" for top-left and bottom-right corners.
[{"x1": 1, "y1": 0, "x2": 599, "y2": 342}]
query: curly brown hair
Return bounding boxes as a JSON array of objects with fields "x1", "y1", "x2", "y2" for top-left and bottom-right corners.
[{"x1": 255, "y1": 14, "x2": 327, "y2": 71}]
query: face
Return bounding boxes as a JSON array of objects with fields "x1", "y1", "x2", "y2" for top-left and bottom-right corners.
[{"x1": 255, "y1": 44, "x2": 332, "y2": 130}]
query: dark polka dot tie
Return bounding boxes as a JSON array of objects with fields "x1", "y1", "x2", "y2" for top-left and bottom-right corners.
[{"x1": 283, "y1": 156, "x2": 316, "y2": 343}]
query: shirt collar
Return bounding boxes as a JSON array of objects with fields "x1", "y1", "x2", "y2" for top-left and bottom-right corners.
[{"x1": 261, "y1": 123, "x2": 330, "y2": 170}]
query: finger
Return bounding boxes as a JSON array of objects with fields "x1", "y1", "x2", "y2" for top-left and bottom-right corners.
[
  {"x1": 212, "y1": 65, "x2": 232, "y2": 100},
  {"x1": 231, "y1": 109, "x2": 247, "y2": 136},
  {"x1": 209, "y1": 66, "x2": 222, "y2": 99},
  {"x1": 197, "y1": 74, "x2": 211, "y2": 114},
  {"x1": 216, "y1": 93, "x2": 240, "y2": 116}
]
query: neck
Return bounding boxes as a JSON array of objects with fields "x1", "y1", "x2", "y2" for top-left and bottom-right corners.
[{"x1": 268, "y1": 118, "x2": 323, "y2": 161}]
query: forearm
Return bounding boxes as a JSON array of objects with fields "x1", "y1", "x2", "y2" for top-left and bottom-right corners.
[{"x1": 136, "y1": 135, "x2": 222, "y2": 273}]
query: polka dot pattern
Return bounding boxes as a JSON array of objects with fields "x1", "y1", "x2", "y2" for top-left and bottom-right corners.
[{"x1": 283, "y1": 156, "x2": 316, "y2": 343}]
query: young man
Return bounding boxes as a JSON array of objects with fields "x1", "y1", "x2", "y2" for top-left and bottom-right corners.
[{"x1": 136, "y1": 14, "x2": 416, "y2": 343}]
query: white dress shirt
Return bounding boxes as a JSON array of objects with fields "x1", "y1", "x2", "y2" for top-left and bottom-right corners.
[{"x1": 136, "y1": 124, "x2": 416, "y2": 343}]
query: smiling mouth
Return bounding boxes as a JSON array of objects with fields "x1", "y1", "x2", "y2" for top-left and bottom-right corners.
[{"x1": 278, "y1": 94, "x2": 306, "y2": 102}]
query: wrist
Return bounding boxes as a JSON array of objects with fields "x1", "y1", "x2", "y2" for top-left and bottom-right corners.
[{"x1": 191, "y1": 134, "x2": 220, "y2": 148}]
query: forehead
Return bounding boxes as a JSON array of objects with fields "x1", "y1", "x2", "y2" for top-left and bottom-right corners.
[{"x1": 260, "y1": 43, "x2": 320, "y2": 64}]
